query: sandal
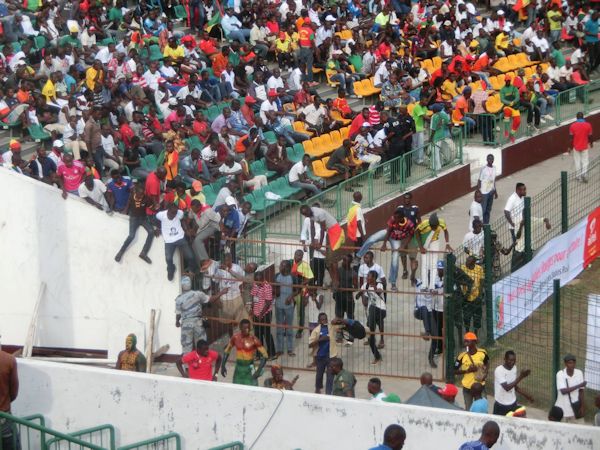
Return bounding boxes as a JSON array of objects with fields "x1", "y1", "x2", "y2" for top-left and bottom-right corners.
[
  {"x1": 402, "y1": 270, "x2": 409, "y2": 279},
  {"x1": 377, "y1": 342, "x2": 385, "y2": 349}
]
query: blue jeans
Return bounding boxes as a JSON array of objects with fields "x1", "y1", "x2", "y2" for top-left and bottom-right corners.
[
  {"x1": 417, "y1": 306, "x2": 432, "y2": 334},
  {"x1": 315, "y1": 355, "x2": 334, "y2": 393},
  {"x1": 330, "y1": 73, "x2": 356, "y2": 96},
  {"x1": 464, "y1": 116, "x2": 476, "y2": 134},
  {"x1": 164, "y1": 238, "x2": 196, "y2": 277},
  {"x1": 291, "y1": 180, "x2": 321, "y2": 195},
  {"x1": 481, "y1": 191, "x2": 495, "y2": 224},
  {"x1": 227, "y1": 28, "x2": 251, "y2": 43},
  {"x1": 412, "y1": 131, "x2": 425, "y2": 162},
  {"x1": 357, "y1": 229, "x2": 387, "y2": 258},
  {"x1": 387, "y1": 238, "x2": 402, "y2": 285},
  {"x1": 275, "y1": 306, "x2": 295, "y2": 353}
]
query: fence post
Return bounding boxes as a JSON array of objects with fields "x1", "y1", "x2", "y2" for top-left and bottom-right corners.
[
  {"x1": 367, "y1": 169, "x2": 374, "y2": 208},
  {"x1": 483, "y1": 224, "x2": 494, "y2": 346},
  {"x1": 524, "y1": 196, "x2": 533, "y2": 263},
  {"x1": 560, "y1": 171, "x2": 568, "y2": 233},
  {"x1": 552, "y1": 278, "x2": 561, "y2": 404},
  {"x1": 444, "y1": 252, "x2": 457, "y2": 382}
]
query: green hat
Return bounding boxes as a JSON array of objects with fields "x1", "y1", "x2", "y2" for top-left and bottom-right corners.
[{"x1": 382, "y1": 393, "x2": 402, "y2": 404}]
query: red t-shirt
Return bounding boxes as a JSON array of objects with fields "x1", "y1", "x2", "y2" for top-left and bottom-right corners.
[
  {"x1": 57, "y1": 162, "x2": 85, "y2": 191},
  {"x1": 182, "y1": 349, "x2": 219, "y2": 381},
  {"x1": 570, "y1": 120, "x2": 593, "y2": 151},
  {"x1": 144, "y1": 171, "x2": 161, "y2": 215},
  {"x1": 119, "y1": 124, "x2": 135, "y2": 149}
]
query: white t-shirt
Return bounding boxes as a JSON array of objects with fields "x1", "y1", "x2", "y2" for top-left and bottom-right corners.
[
  {"x1": 468, "y1": 200, "x2": 483, "y2": 231},
  {"x1": 494, "y1": 364, "x2": 518, "y2": 406},
  {"x1": 300, "y1": 217, "x2": 325, "y2": 259},
  {"x1": 504, "y1": 192, "x2": 524, "y2": 230},
  {"x1": 361, "y1": 282, "x2": 386, "y2": 310},
  {"x1": 478, "y1": 165, "x2": 496, "y2": 195},
  {"x1": 101, "y1": 134, "x2": 116, "y2": 156},
  {"x1": 371, "y1": 391, "x2": 387, "y2": 401},
  {"x1": 156, "y1": 210, "x2": 185, "y2": 243},
  {"x1": 463, "y1": 231, "x2": 484, "y2": 256},
  {"x1": 288, "y1": 161, "x2": 306, "y2": 183},
  {"x1": 266, "y1": 76, "x2": 285, "y2": 92},
  {"x1": 216, "y1": 264, "x2": 244, "y2": 300},
  {"x1": 218, "y1": 162, "x2": 242, "y2": 182},
  {"x1": 260, "y1": 100, "x2": 277, "y2": 124},
  {"x1": 570, "y1": 48, "x2": 583, "y2": 65},
  {"x1": 306, "y1": 294, "x2": 323, "y2": 324},
  {"x1": 78, "y1": 179, "x2": 109, "y2": 211},
  {"x1": 358, "y1": 263, "x2": 385, "y2": 282},
  {"x1": 555, "y1": 368, "x2": 585, "y2": 418}
]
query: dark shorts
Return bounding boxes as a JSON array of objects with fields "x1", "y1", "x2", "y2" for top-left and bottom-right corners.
[
  {"x1": 493, "y1": 401, "x2": 518, "y2": 416},
  {"x1": 327, "y1": 161, "x2": 348, "y2": 173},
  {"x1": 367, "y1": 305, "x2": 386, "y2": 330}
]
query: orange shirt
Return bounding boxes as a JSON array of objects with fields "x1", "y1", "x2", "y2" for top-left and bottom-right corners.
[
  {"x1": 298, "y1": 25, "x2": 314, "y2": 47},
  {"x1": 332, "y1": 97, "x2": 351, "y2": 115},
  {"x1": 455, "y1": 96, "x2": 468, "y2": 120},
  {"x1": 212, "y1": 53, "x2": 228, "y2": 78},
  {"x1": 472, "y1": 54, "x2": 489, "y2": 72},
  {"x1": 164, "y1": 150, "x2": 179, "y2": 181}
]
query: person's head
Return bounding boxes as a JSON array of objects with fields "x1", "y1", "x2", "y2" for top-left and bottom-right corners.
[
  {"x1": 329, "y1": 357, "x2": 343, "y2": 374},
  {"x1": 548, "y1": 406, "x2": 564, "y2": 422},
  {"x1": 382, "y1": 425, "x2": 406, "y2": 450},
  {"x1": 471, "y1": 382, "x2": 483, "y2": 399},
  {"x1": 466, "y1": 255, "x2": 477, "y2": 269},
  {"x1": 271, "y1": 364, "x2": 283, "y2": 381},
  {"x1": 84, "y1": 174, "x2": 95, "y2": 190},
  {"x1": 472, "y1": 219, "x2": 483, "y2": 235},
  {"x1": 239, "y1": 319, "x2": 251, "y2": 336},
  {"x1": 125, "y1": 333, "x2": 137, "y2": 351},
  {"x1": 293, "y1": 249, "x2": 304, "y2": 263},
  {"x1": 156, "y1": 166, "x2": 167, "y2": 181},
  {"x1": 342, "y1": 253, "x2": 353, "y2": 268},
  {"x1": 503, "y1": 350, "x2": 516, "y2": 370},
  {"x1": 563, "y1": 353, "x2": 577, "y2": 371},
  {"x1": 474, "y1": 189, "x2": 483, "y2": 204},
  {"x1": 486, "y1": 154, "x2": 494, "y2": 167},
  {"x1": 318, "y1": 312, "x2": 328, "y2": 326},
  {"x1": 368, "y1": 377, "x2": 382, "y2": 395},
  {"x1": 576, "y1": 112, "x2": 584, "y2": 121},
  {"x1": 353, "y1": 191, "x2": 362, "y2": 203},
  {"x1": 166, "y1": 202, "x2": 179, "y2": 220},
  {"x1": 464, "y1": 331, "x2": 478, "y2": 349},
  {"x1": 192, "y1": 339, "x2": 209, "y2": 356},
  {"x1": 516, "y1": 182, "x2": 526, "y2": 197},
  {"x1": 364, "y1": 250, "x2": 374, "y2": 266},
  {"x1": 301, "y1": 154, "x2": 311, "y2": 167},
  {"x1": 393, "y1": 208, "x2": 406, "y2": 223},
  {"x1": 429, "y1": 213, "x2": 440, "y2": 230},
  {"x1": 300, "y1": 205, "x2": 313, "y2": 218},
  {"x1": 367, "y1": 269, "x2": 378, "y2": 285},
  {"x1": 402, "y1": 192, "x2": 412, "y2": 206},
  {"x1": 420, "y1": 372, "x2": 433, "y2": 386},
  {"x1": 438, "y1": 383, "x2": 458, "y2": 403},
  {"x1": 480, "y1": 421, "x2": 500, "y2": 448},
  {"x1": 279, "y1": 259, "x2": 291, "y2": 275}
]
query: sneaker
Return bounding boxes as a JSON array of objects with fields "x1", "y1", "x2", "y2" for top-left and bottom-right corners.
[
  {"x1": 139, "y1": 254, "x2": 152, "y2": 264},
  {"x1": 540, "y1": 117, "x2": 546, "y2": 124},
  {"x1": 371, "y1": 357, "x2": 382, "y2": 365},
  {"x1": 545, "y1": 114, "x2": 554, "y2": 121},
  {"x1": 343, "y1": 340, "x2": 353, "y2": 347},
  {"x1": 391, "y1": 284, "x2": 398, "y2": 292},
  {"x1": 167, "y1": 271, "x2": 175, "y2": 281}
]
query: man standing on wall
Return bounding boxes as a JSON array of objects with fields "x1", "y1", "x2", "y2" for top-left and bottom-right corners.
[
  {"x1": 568, "y1": 112, "x2": 593, "y2": 183},
  {"x1": 115, "y1": 334, "x2": 147, "y2": 372},
  {"x1": 0, "y1": 342, "x2": 19, "y2": 450},
  {"x1": 176, "y1": 339, "x2": 222, "y2": 382},
  {"x1": 221, "y1": 319, "x2": 268, "y2": 386}
]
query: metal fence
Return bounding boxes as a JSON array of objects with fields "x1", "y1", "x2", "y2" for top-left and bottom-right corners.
[
  {"x1": 46, "y1": 425, "x2": 116, "y2": 450},
  {"x1": 464, "y1": 81, "x2": 600, "y2": 147},
  {"x1": 202, "y1": 239, "x2": 448, "y2": 380},
  {"x1": 118, "y1": 434, "x2": 181, "y2": 450}
]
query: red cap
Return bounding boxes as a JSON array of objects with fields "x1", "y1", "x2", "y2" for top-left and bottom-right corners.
[
  {"x1": 438, "y1": 384, "x2": 458, "y2": 398},
  {"x1": 504, "y1": 74, "x2": 511, "y2": 81},
  {"x1": 268, "y1": 89, "x2": 278, "y2": 97},
  {"x1": 245, "y1": 95, "x2": 257, "y2": 104}
]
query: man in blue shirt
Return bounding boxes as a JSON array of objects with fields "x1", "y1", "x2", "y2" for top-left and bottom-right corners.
[
  {"x1": 469, "y1": 382, "x2": 489, "y2": 414},
  {"x1": 585, "y1": 12, "x2": 600, "y2": 72},
  {"x1": 459, "y1": 421, "x2": 500, "y2": 450},
  {"x1": 369, "y1": 424, "x2": 406, "y2": 450},
  {"x1": 106, "y1": 170, "x2": 133, "y2": 213}
]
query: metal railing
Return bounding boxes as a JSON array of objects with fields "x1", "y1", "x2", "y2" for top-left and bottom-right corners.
[
  {"x1": 118, "y1": 433, "x2": 181, "y2": 450},
  {"x1": 464, "y1": 81, "x2": 600, "y2": 147},
  {"x1": 207, "y1": 442, "x2": 244, "y2": 450},
  {"x1": 46, "y1": 425, "x2": 116, "y2": 450}
]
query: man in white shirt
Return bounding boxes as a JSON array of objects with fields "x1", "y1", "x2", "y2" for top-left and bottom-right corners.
[
  {"x1": 94, "y1": 43, "x2": 115, "y2": 65},
  {"x1": 156, "y1": 203, "x2": 196, "y2": 280},
  {"x1": 468, "y1": 190, "x2": 484, "y2": 232},
  {"x1": 493, "y1": 350, "x2": 533, "y2": 416},
  {"x1": 301, "y1": 97, "x2": 328, "y2": 131},
  {"x1": 555, "y1": 354, "x2": 586, "y2": 423},
  {"x1": 368, "y1": 378, "x2": 387, "y2": 401},
  {"x1": 259, "y1": 91, "x2": 279, "y2": 125},
  {"x1": 289, "y1": 154, "x2": 321, "y2": 195},
  {"x1": 216, "y1": 252, "x2": 249, "y2": 324},
  {"x1": 78, "y1": 174, "x2": 110, "y2": 211},
  {"x1": 143, "y1": 62, "x2": 163, "y2": 91},
  {"x1": 373, "y1": 61, "x2": 390, "y2": 88},
  {"x1": 463, "y1": 219, "x2": 484, "y2": 259},
  {"x1": 221, "y1": 8, "x2": 251, "y2": 43},
  {"x1": 531, "y1": 30, "x2": 549, "y2": 60},
  {"x1": 218, "y1": 156, "x2": 242, "y2": 183},
  {"x1": 266, "y1": 69, "x2": 286, "y2": 92},
  {"x1": 477, "y1": 154, "x2": 498, "y2": 224},
  {"x1": 503, "y1": 182, "x2": 526, "y2": 242}
]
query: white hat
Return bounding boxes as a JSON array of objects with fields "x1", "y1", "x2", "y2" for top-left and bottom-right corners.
[
  {"x1": 53, "y1": 139, "x2": 64, "y2": 148},
  {"x1": 497, "y1": 9, "x2": 505, "y2": 15},
  {"x1": 443, "y1": 20, "x2": 451, "y2": 26},
  {"x1": 168, "y1": 98, "x2": 178, "y2": 106},
  {"x1": 325, "y1": 15, "x2": 336, "y2": 22},
  {"x1": 361, "y1": 122, "x2": 371, "y2": 128},
  {"x1": 225, "y1": 196, "x2": 237, "y2": 206}
]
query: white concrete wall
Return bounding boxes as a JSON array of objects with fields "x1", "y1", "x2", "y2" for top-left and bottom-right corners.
[
  {"x1": 0, "y1": 169, "x2": 181, "y2": 354},
  {"x1": 12, "y1": 360, "x2": 600, "y2": 450}
]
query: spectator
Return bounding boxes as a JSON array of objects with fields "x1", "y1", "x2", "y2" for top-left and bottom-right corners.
[
  {"x1": 250, "y1": 270, "x2": 276, "y2": 360},
  {"x1": 459, "y1": 421, "x2": 500, "y2": 450},
  {"x1": 477, "y1": 154, "x2": 498, "y2": 224},
  {"x1": 0, "y1": 342, "x2": 19, "y2": 450},
  {"x1": 330, "y1": 357, "x2": 356, "y2": 398},
  {"x1": 289, "y1": 154, "x2": 322, "y2": 197},
  {"x1": 357, "y1": 269, "x2": 385, "y2": 365},
  {"x1": 156, "y1": 203, "x2": 197, "y2": 281},
  {"x1": 114, "y1": 183, "x2": 154, "y2": 264},
  {"x1": 274, "y1": 260, "x2": 297, "y2": 358},
  {"x1": 569, "y1": 112, "x2": 593, "y2": 183},
  {"x1": 176, "y1": 339, "x2": 222, "y2": 382},
  {"x1": 454, "y1": 332, "x2": 489, "y2": 411},
  {"x1": 115, "y1": 333, "x2": 146, "y2": 372},
  {"x1": 493, "y1": 350, "x2": 533, "y2": 416},
  {"x1": 548, "y1": 406, "x2": 564, "y2": 422},
  {"x1": 369, "y1": 424, "x2": 406, "y2": 450},
  {"x1": 309, "y1": 312, "x2": 338, "y2": 394},
  {"x1": 78, "y1": 174, "x2": 111, "y2": 212},
  {"x1": 368, "y1": 377, "x2": 387, "y2": 401},
  {"x1": 469, "y1": 382, "x2": 488, "y2": 414},
  {"x1": 555, "y1": 354, "x2": 586, "y2": 423}
]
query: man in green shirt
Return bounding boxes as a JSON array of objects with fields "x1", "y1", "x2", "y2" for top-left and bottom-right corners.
[
  {"x1": 499, "y1": 76, "x2": 519, "y2": 108},
  {"x1": 547, "y1": 4, "x2": 564, "y2": 45},
  {"x1": 411, "y1": 97, "x2": 429, "y2": 164},
  {"x1": 429, "y1": 104, "x2": 451, "y2": 170},
  {"x1": 330, "y1": 357, "x2": 356, "y2": 397},
  {"x1": 550, "y1": 42, "x2": 566, "y2": 68}
]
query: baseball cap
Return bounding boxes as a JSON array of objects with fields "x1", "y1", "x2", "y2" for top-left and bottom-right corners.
[
  {"x1": 438, "y1": 383, "x2": 458, "y2": 398},
  {"x1": 563, "y1": 353, "x2": 576, "y2": 362},
  {"x1": 244, "y1": 95, "x2": 257, "y2": 104},
  {"x1": 464, "y1": 332, "x2": 478, "y2": 341},
  {"x1": 191, "y1": 180, "x2": 202, "y2": 191},
  {"x1": 325, "y1": 15, "x2": 336, "y2": 22},
  {"x1": 443, "y1": 20, "x2": 451, "y2": 26},
  {"x1": 498, "y1": 9, "x2": 505, "y2": 15},
  {"x1": 52, "y1": 139, "x2": 64, "y2": 148},
  {"x1": 268, "y1": 89, "x2": 278, "y2": 97},
  {"x1": 437, "y1": 260, "x2": 445, "y2": 269},
  {"x1": 361, "y1": 122, "x2": 371, "y2": 128},
  {"x1": 225, "y1": 196, "x2": 237, "y2": 206},
  {"x1": 9, "y1": 139, "x2": 21, "y2": 150}
]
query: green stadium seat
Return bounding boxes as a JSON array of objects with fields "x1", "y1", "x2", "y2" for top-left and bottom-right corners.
[
  {"x1": 263, "y1": 131, "x2": 277, "y2": 145},
  {"x1": 203, "y1": 185, "x2": 217, "y2": 205},
  {"x1": 27, "y1": 124, "x2": 50, "y2": 142},
  {"x1": 174, "y1": 5, "x2": 188, "y2": 20},
  {"x1": 33, "y1": 35, "x2": 47, "y2": 50},
  {"x1": 143, "y1": 154, "x2": 158, "y2": 172},
  {"x1": 148, "y1": 44, "x2": 163, "y2": 61},
  {"x1": 206, "y1": 105, "x2": 220, "y2": 122}
]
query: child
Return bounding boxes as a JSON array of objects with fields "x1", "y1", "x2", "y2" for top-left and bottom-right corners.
[
  {"x1": 357, "y1": 270, "x2": 385, "y2": 365},
  {"x1": 305, "y1": 287, "x2": 324, "y2": 369}
]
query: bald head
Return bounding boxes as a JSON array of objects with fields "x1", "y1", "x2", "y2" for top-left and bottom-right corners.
[
  {"x1": 481, "y1": 421, "x2": 500, "y2": 447},
  {"x1": 420, "y1": 372, "x2": 433, "y2": 386},
  {"x1": 383, "y1": 424, "x2": 406, "y2": 450}
]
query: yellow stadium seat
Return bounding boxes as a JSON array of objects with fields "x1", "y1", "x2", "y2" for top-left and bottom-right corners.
[
  {"x1": 489, "y1": 76, "x2": 504, "y2": 91},
  {"x1": 485, "y1": 94, "x2": 503, "y2": 114},
  {"x1": 493, "y1": 56, "x2": 511, "y2": 73},
  {"x1": 353, "y1": 80, "x2": 365, "y2": 98},
  {"x1": 340, "y1": 126, "x2": 349, "y2": 140},
  {"x1": 340, "y1": 29, "x2": 353, "y2": 41},
  {"x1": 516, "y1": 52, "x2": 533, "y2": 68},
  {"x1": 293, "y1": 121, "x2": 313, "y2": 136},
  {"x1": 538, "y1": 62, "x2": 549, "y2": 73},
  {"x1": 421, "y1": 59, "x2": 434, "y2": 74},
  {"x1": 283, "y1": 103, "x2": 296, "y2": 113},
  {"x1": 451, "y1": 109, "x2": 465, "y2": 126},
  {"x1": 330, "y1": 130, "x2": 342, "y2": 149},
  {"x1": 432, "y1": 56, "x2": 442, "y2": 70},
  {"x1": 507, "y1": 54, "x2": 521, "y2": 71},
  {"x1": 312, "y1": 158, "x2": 338, "y2": 178},
  {"x1": 326, "y1": 70, "x2": 340, "y2": 87},
  {"x1": 366, "y1": 78, "x2": 381, "y2": 94},
  {"x1": 320, "y1": 133, "x2": 335, "y2": 152},
  {"x1": 331, "y1": 110, "x2": 351, "y2": 126},
  {"x1": 303, "y1": 139, "x2": 315, "y2": 155}
]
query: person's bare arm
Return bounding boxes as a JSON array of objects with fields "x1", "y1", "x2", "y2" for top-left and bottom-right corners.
[{"x1": 10, "y1": 359, "x2": 19, "y2": 401}]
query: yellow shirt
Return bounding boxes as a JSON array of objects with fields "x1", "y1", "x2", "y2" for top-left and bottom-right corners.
[
  {"x1": 163, "y1": 45, "x2": 185, "y2": 60},
  {"x1": 460, "y1": 264, "x2": 484, "y2": 301},
  {"x1": 85, "y1": 67, "x2": 103, "y2": 90},
  {"x1": 495, "y1": 33, "x2": 509, "y2": 50},
  {"x1": 416, "y1": 218, "x2": 447, "y2": 242},
  {"x1": 455, "y1": 348, "x2": 489, "y2": 388},
  {"x1": 275, "y1": 38, "x2": 291, "y2": 53},
  {"x1": 42, "y1": 79, "x2": 56, "y2": 102}
]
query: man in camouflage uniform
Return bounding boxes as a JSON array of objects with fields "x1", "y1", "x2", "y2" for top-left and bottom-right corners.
[
  {"x1": 330, "y1": 357, "x2": 357, "y2": 397},
  {"x1": 175, "y1": 276, "x2": 229, "y2": 353}
]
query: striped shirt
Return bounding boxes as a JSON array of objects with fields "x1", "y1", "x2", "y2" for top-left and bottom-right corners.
[
  {"x1": 250, "y1": 283, "x2": 273, "y2": 318},
  {"x1": 368, "y1": 105, "x2": 380, "y2": 126}
]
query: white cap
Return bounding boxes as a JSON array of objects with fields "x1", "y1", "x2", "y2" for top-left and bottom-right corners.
[
  {"x1": 443, "y1": 20, "x2": 451, "y2": 26},
  {"x1": 361, "y1": 122, "x2": 371, "y2": 128},
  {"x1": 53, "y1": 139, "x2": 64, "y2": 148},
  {"x1": 225, "y1": 196, "x2": 237, "y2": 206},
  {"x1": 168, "y1": 98, "x2": 178, "y2": 106},
  {"x1": 325, "y1": 15, "x2": 336, "y2": 22},
  {"x1": 497, "y1": 9, "x2": 505, "y2": 15}
]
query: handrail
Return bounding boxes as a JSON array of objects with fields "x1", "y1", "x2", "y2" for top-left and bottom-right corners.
[
  {"x1": 46, "y1": 424, "x2": 116, "y2": 450},
  {"x1": 117, "y1": 432, "x2": 181, "y2": 450}
]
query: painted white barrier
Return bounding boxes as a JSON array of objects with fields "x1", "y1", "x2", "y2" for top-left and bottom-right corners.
[
  {"x1": 0, "y1": 169, "x2": 181, "y2": 354},
  {"x1": 12, "y1": 360, "x2": 600, "y2": 450}
]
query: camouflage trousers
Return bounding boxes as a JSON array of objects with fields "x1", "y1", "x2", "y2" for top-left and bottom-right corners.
[{"x1": 180, "y1": 318, "x2": 207, "y2": 353}]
